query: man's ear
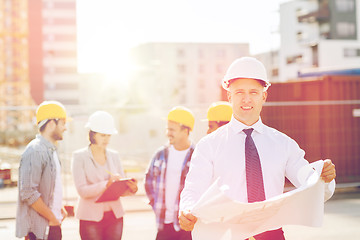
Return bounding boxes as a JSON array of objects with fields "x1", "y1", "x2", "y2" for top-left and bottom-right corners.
[
  {"x1": 227, "y1": 91, "x2": 231, "y2": 103},
  {"x1": 46, "y1": 119, "x2": 56, "y2": 130},
  {"x1": 262, "y1": 90, "x2": 268, "y2": 102}
]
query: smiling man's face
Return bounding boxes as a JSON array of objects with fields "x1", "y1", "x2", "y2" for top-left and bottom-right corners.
[{"x1": 227, "y1": 78, "x2": 267, "y2": 126}]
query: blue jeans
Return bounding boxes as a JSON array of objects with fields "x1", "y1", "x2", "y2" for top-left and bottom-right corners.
[
  {"x1": 156, "y1": 224, "x2": 192, "y2": 240},
  {"x1": 247, "y1": 228, "x2": 285, "y2": 240},
  {"x1": 80, "y1": 211, "x2": 123, "y2": 240},
  {"x1": 27, "y1": 226, "x2": 62, "y2": 240}
]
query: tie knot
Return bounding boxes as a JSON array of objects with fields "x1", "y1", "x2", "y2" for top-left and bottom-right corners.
[{"x1": 243, "y1": 128, "x2": 254, "y2": 136}]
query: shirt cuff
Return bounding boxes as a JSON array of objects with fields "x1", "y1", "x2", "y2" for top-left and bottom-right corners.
[
  {"x1": 324, "y1": 179, "x2": 336, "y2": 202},
  {"x1": 26, "y1": 192, "x2": 41, "y2": 206}
]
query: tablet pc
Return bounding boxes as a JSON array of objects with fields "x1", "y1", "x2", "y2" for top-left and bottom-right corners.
[{"x1": 95, "y1": 179, "x2": 133, "y2": 203}]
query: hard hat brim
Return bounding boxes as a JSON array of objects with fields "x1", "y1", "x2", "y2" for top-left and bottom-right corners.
[{"x1": 222, "y1": 77, "x2": 271, "y2": 91}]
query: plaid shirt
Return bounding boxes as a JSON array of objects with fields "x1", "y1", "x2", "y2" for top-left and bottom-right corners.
[
  {"x1": 16, "y1": 135, "x2": 59, "y2": 239},
  {"x1": 145, "y1": 144, "x2": 195, "y2": 231}
]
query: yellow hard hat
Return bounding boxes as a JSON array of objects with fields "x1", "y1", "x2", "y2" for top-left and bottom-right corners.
[
  {"x1": 36, "y1": 100, "x2": 68, "y2": 124},
  {"x1": 207, "y1": 101, "x2": 233, "y2": 122},
  {"x1": 167, "y1": 106, "x2": 195, "y2": 131}
]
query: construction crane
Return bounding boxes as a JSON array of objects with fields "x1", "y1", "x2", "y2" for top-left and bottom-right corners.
[{"x1": 0, "y1": 0, "x2": 36, "y2": 146}]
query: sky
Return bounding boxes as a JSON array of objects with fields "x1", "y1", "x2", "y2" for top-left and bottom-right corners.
[{"x1": 77, "y1": 0, "x2": 290, "y2": 74}]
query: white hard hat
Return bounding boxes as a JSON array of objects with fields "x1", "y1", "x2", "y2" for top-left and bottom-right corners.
[
  {"x1": 222, "y1": 57, "x2": 271, "y2": 91},
  {"x1": 85, "y1": 111, "x2": 118, "y2": 135}
]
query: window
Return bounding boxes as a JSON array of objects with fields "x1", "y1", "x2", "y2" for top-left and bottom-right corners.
[
  {"x1": 178, "y1": 78, "x2": 186, "y2": 88},
  {"x1": 198, "y1": 49, "x2": 204, "y2": 58},
  {"x1": 47, "y1": 35, "x2": 54, "y2": 41},
  {"x1": 198, "y1": 93, "x2": 206, "y2": 104},
  {"x1": 43, "y1": 34, "x2": 77, "y2": 42},
  {"x1": 198, "y1": 79, "x2": 205, "y2": 88},
  {"x1": 177, "y1": 64, "x2": 186, "y2": 73},
  {"x1": 296, "y1": 8, "x2": 304, "y2": 17},
  {"x1": 52, "y1": 18, "x2": 77, "y2": 25},
  {"x1": 44, "y1": 2, "x2": 76, "y2": 9},
  {"x1": 149, "y1": 129, "x2": 157, "y2": 138},
  {"x1": 46, "y1": 82, "x2": 56, "y2": 90},
  {"x1": 179, "y1": 94, "x2": 186, "y2": 104},
  {"x1": 319, "y1": 23, "x2": 330, "y2": 39},
  {"x1": 57, "y1": 99, "x2": 79, "y2": 105},
  {"x1": 217, "y1": 49, "x2": 226, "y2": 58},
  {"x1": 344, "y1": 48, "x2": 360, "y2": 57},
  {"x1": 336, "y1": 22, "x2": 355, "y2": 37},
  {"x1": 216, "y1": 64, "x2": 223, "y2": 73},
  {"x1": 286, "y1": 54, "x2": 302, "y2": 64},
  {"x1": 335, "y1": 0, "x2": 355, "y2": 12},
  {"x1": 45, "y1": 67, "x2": 55, "y2": 74},
  {"x1": 296, "y1": 31, "x2": 304, "y2": 41},
  {"x1": 48, "y1": 67, "x2": 77, "y2": 74},
  {"x1": 177, "y1": 49, "x2": 185, "y2": 58},
  {"x1": 45, "y1": 2, "x2": 53, "y2": 8},
  {"x1": 43, "y1": 50, "x2": 77, "y2": 58},
  {"x1": 56, "y1": 83, "x2": 78, "y2": 90},
  {"x1": 198, "y1": 65, "x2": 204, "y2": 74},
  {"x1": 53, "y1": 2, "x2": 76, "y2": 9},
  {"x1": 271, "y1": 68, "x2": 279, "y2": 77}
]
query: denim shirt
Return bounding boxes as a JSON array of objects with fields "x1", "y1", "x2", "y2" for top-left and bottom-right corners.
[{"x1": 16, "y1": 134, "x2": 59, "y2": 239}]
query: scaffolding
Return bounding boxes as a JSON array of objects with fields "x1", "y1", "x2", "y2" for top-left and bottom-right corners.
[{"x1": 0, "y1": 0, "x2": 36, "y2": 146}]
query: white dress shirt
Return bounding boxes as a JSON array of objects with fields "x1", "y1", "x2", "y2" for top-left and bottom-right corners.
[{"x1": 180, "y1": 116, "x2": 310, "y2": 211}]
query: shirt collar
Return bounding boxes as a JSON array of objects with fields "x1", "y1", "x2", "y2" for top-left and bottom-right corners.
[
  {"x1": 228, "y1": 116, "x2": 265, "y2": 134},
  {"x1": 168, "y1": 142, "x2": 196, "y2": 152},
  {"x1": 37, "y1": 134, "x2": 57, "y2": 151}
]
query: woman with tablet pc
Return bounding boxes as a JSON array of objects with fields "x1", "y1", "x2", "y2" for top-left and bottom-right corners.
[{"x1": 72, "y1": 111, "x2": 138, "y2": 240}]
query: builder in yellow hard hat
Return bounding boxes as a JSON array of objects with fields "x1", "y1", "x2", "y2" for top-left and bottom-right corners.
[
  {"x1": 16, "y1": 101, "x2": 70, "y2": 240},
  {"x1": 145, "y1": 106, "x2": 195, "y2": 240},
  {"x1": 205, "y1": 101, "x2": 232, "y2": 134}
]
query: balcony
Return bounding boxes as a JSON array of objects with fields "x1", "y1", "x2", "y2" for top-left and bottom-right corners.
[{"x1": 298, "y1": 5, "x2": 330, "y2": 23}]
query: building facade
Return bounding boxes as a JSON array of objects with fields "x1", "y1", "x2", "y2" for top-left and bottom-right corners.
[
  {"x1": 279, "y1": 0, "x2": 360, "y2": 81},
  {"x1": 253, "y1": 51, "x2": 280, "y2": 83},
  {"x1": 29, "y1": 0, "x2": 80, "y2": 105},
  {"x1": 0, "y1": 0, "x2": 97, "y2": 146},
  {"x1": 130, "y1": 42, "x2": 249, "y2": 108}
]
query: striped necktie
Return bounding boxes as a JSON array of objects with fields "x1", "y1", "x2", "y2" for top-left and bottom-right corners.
[{"x1": 243, "y1": 128, "x2": 265, "y2": 203}]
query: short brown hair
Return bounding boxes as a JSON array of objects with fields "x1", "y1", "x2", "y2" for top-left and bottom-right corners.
[
  {"x1": 39, "y1": 119, "x2": 59, "y2": 132},
  {"x1": 89, "y1": 130, "x2": 97, "y2": 144},
  {"x1": 180, "y1": 125, "x2": 191, "y2": 135}
]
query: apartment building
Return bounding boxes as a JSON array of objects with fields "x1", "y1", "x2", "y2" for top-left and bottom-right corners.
[
  {"x1": 130, "y1": 42, "x2": 249, "y2": 108},
  {"x1": 279, "y1": 0, "x2": 360, "y2": 81},
  {"x1": 29, "y1": 0, "x2": 80, "y2": 105},
  {"x1": 253, "y1": 51, "x2": 280, "y2": 83}
]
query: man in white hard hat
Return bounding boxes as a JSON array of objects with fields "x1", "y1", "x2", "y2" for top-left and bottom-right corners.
[
  {"x1": 16, "y1": 101, "x2": 69, "y2": 240},
  {"x1": 145, "y1": 106, "x2": 195, "y2": 240},
  {"x1": 178, "y1": 57, "x2": 336, "y2": 239}
]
